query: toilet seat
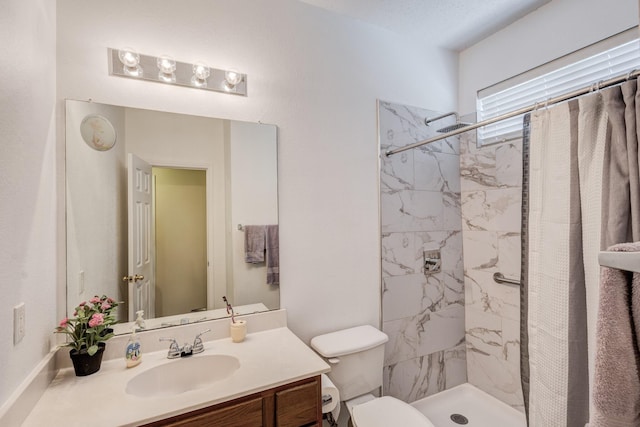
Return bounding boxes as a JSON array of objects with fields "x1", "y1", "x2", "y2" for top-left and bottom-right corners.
[{"x1": 351, "y1": 396, "x2": 435, "y2": 427}]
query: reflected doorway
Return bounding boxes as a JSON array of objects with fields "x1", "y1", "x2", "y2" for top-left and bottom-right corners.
[{"x1": 153, "y1": 167, "x2": 207, "y2": 317}]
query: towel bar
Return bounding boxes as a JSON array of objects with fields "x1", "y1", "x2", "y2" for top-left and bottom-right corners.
[
  {"x1": 598, "y1": 250, "x2": 640, "y2": 273},
  {"x1": 493, "y1": 272, "x2": 521, "y2": 286}
]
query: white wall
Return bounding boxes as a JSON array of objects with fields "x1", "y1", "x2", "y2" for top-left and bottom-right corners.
[
  {"x1": 0, "y1": 0, "x2": 57, "y2": 409},
  {"x1": 56, "y1": 0, "x2": 458, "y2": 344},
  {"x1": 459, "y1": 0, "x2": 639, "y2": 115}
]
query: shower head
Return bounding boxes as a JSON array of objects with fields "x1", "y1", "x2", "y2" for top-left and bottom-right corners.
[
  {"x1": 424, "y1": 111, "x2": 471, "y2": 133},
  {"x1": 436, "y1": 121, "x2": 471, "y2": 133}
]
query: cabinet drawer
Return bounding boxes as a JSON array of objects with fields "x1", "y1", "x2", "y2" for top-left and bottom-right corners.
[
  {"x1": 275, "y1": 379, "x2": 320, "y2": 427},
  {"x1": 151, "y1": 396, "x2": 263, "y2": 427}
]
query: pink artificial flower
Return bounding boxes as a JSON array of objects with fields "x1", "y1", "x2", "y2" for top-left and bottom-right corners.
[
  {"x1": 107, "y1": 298, "x2": 114, "y2": 304},
  {"x1": 101, "y1": 302, "x2": 111, "y2": 311},
  {"x1": 88, "y1": 313, "x2": 104, "y2": 328},
  {"x1": 89, "y1": 297, "x2": 100, "y2": 304},
  {"x1": 59, "y1": 317, "x2": 69, "y2": 328},
  {"x1": 79, "y1": 301, "x2": 86, "y2": 306}
]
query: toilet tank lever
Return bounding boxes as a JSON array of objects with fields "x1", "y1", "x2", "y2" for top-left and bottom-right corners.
[{"x1": 327, "y1": 357, "x2": 340, "y2": 364}]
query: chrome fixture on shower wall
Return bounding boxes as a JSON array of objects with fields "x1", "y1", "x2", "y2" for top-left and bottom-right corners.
[
  {"x1": 108, "y1": 48, "x2": 247, "y2": 96},
  {"x1": 424, "y1": 112, "x2": 471, "y2": 133},
  {"x1": 423, "y1": 250, "x2": 442, "y2": 275}
]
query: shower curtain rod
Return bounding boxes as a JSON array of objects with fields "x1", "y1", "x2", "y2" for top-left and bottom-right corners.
[{"x1": 385, "y1": 69, "x2": 640, "y2": 157}]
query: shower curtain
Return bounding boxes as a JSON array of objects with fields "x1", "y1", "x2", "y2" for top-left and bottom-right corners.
[{"x1": 520, "y1": 79, "x2": 640, "y2": 426}]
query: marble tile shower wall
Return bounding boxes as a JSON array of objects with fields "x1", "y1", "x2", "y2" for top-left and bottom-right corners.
[
  {"x1": 379, "y1": 101, "x2": 467, "y2": 403},
  {"x1": 460, "y1": 131, "x2": 524, "y2": 411}
]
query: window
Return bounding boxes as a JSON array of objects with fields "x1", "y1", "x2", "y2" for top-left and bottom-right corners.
[{"x1": 476, "y1": 37, "x2": 640, "y2": 147}]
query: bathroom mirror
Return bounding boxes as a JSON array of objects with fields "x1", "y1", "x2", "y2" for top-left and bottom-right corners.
[{"x1": 65, "y1": 99, "x2": 279, "y2": 334}]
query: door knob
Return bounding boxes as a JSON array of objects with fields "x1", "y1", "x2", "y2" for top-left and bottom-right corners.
[{"x1": 122, "y1": 275, "x2": 145, "y2": 282}]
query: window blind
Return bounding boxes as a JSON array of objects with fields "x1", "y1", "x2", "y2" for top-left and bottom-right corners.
[{"x1": 476, "y1": 39, "x2": 640, "y2": 146}]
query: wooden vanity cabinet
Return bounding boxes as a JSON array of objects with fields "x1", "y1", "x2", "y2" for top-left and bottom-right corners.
[{"x1": 143, "y1": 375, "x2": 322, "y2": 427}]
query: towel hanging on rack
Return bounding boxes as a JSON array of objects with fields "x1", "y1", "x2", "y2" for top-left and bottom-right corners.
[
  {"x1": 591, "y1": 241, "x2": 640, "y2": 426},
  {"x1": 244, "y1": 225, "x2": 266, "y2": 263}
]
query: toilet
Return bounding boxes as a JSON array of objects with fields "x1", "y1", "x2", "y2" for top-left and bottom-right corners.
[{"x1": 311, "y1": 325, "x2": 435, "y2": 427}]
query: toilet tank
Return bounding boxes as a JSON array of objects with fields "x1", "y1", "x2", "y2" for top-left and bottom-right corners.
[{"x1": 310, "y1": 325, "x2": 389, "y2": 401}]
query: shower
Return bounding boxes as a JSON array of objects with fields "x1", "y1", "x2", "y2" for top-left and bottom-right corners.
[{"x1": 424, "y1": 112, "x2": 471, "y2": 133}]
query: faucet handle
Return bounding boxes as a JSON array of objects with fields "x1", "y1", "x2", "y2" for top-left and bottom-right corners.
[
  {"x1": 159, "y1": 337, "x2": 181, "y2": 359},
  {"x1": 192, "y1": 329, "x2": 211, "y2": 354}
]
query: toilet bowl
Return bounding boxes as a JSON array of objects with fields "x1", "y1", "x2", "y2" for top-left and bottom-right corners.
[
  {"x1": 351, "y1": 395, "x2": 435, "y2": 427},
  {"x1": 344, "y1": 393, "x2": 435, "y2": 427},
  {"x1": 310, "y1": 325, "x2": 435, "y2": 427}
]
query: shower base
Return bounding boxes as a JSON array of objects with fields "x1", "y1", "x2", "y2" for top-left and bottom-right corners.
[
  {"x1": 323, "y1": 383, "x2": 525, "y2": 427},
  {"x1": 411, "y1": 383, "x2": 526, "y2": 427}
]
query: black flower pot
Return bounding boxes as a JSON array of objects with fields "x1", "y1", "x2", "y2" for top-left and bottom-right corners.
[
  {"x1": 69, "y1": 343, "x2": 106, "y2": 376},
  {"x1": 100, "y1": 328, "x2": 114, "y2": 337}
]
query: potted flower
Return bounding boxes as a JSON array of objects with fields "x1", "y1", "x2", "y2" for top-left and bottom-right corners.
[{"x1": 55, "y1": 295, "x2": 120, "y2": 376}]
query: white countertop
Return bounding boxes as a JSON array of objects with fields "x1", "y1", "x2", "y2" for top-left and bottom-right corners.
[{"x1": 22, "y1": 327, "x2": 330, "y2": 426}]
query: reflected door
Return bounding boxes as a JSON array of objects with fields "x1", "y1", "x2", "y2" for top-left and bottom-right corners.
[{"x1": 127, "y1": 153, "x2": 155, "y2": 320}]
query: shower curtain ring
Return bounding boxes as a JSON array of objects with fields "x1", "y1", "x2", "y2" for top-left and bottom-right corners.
[
  {"x1": 627, "y1": 69, "x2": 636, "y2": 81},
  {"x1": 597, "y1": 80, "x2": 604, "y2": 92}
]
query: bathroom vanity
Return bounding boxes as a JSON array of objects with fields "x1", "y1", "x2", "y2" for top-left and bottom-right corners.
[{"x1": 21, "y1": 324, "x2": 329, "y2": 427}]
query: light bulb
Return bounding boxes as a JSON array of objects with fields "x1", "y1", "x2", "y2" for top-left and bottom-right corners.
[
  {"x1": 118, "y1": 48, "x2": 139, "y2": 68},
  {"x1": 157, "y1": 55, "x2": 176, "y2": 75},
  {"x1": 118, "y1": 48, "x2": 142, "y2": 77},
  {"x1": 224, "y1": 69, "x2": 243, "y2": 87},
  {"x1": 192, "y1": 62, "x2": 210, "y2": 87}
]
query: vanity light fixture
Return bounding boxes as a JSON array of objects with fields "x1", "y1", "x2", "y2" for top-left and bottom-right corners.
[{"x1": 108, "y1": 48, "x2": 247, "y2": 96}]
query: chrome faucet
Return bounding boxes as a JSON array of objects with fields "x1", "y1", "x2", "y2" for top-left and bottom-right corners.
[
  {"x1": 159, "y1": 329, "x2": 211, "y2": 359},
  {"x1": 159, "y1": 338, "x2": 183, "y2": 359},
  {"x1": 192, "y1": 329, "x2": 211, "y2": 354}
]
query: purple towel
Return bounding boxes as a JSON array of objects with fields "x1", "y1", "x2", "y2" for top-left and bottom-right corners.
[
  {"x1": 265, "y1": 225, "x2": 279, "y2": 285},
  {"x1": 591, "y1": 241, "x2": 640, "y2": 426},
  {"x1": 244, "y1": 225, "x2": 265, "y2": 263}
]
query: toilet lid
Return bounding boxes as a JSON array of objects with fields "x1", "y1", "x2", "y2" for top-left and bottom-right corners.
[{"x1": 352, "y1": 396, "x2": 435, "y2": 427}]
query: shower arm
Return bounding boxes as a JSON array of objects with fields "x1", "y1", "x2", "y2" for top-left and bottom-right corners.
[{"x1": 424, "y1": 112, "x2": 458, "y2": 126}]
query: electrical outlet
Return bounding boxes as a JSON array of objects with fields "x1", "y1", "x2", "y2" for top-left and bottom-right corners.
[
  {"x1": 79, "y1": 270, "x2": 85, "y2": 294},
  {"x1": 14, "y1": 303, "x2": 25, "y2": 344}
]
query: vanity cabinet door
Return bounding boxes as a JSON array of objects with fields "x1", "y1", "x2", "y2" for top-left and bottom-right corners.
[
  {"x1": 147, "y1": 395, "x2": 263, "y2": 427},
  {"x1": 274, "y1": 377, "x2": 321, "y2": 427}
]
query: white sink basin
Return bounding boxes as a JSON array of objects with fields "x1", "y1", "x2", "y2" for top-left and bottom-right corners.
[{"x1": 126, "y1": 354, "x2": 240, "y2": 398}]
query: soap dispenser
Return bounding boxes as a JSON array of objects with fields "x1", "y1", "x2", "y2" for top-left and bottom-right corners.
[
  {"x1": 135, "y1": 310, "x2": 146, "y2": 330},
  {"x1": 125, "y1": 311, "x2": 144, "y2": 368},
  {"x1": 125, "y1": 328, "x2": 142, "y2": 368}
]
